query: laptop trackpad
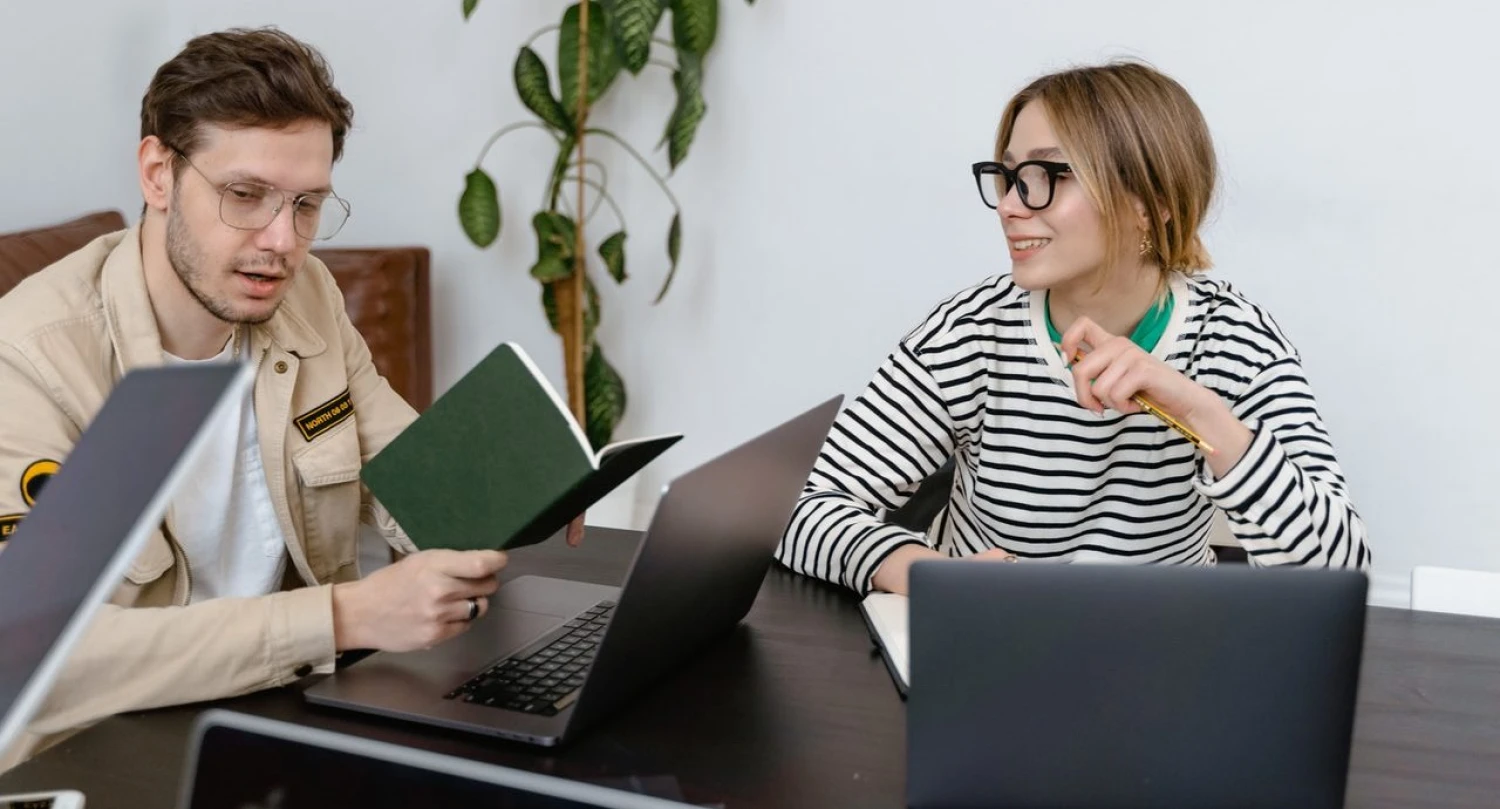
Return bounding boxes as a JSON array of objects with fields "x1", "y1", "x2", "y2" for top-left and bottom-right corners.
[{"x1": 490, "y1": 574, "x2": 621, "y2": 621}]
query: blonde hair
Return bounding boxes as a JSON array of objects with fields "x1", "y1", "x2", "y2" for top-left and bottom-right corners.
[{"x1": 995, "y1": 60, "x2": 1216, "y2": 283}]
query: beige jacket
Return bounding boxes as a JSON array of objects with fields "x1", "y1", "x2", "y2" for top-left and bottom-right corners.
[{"x1": 0, "y1": 226, "x2": 418, "y2": 767}]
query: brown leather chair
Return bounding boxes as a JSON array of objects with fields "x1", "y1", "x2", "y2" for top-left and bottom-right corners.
[
  {"x1": 0, "y1": 210, "x2": 432, "y2": 411},
  {"x1": 0, "y1": 210, "x2": 127, "y2": 295}
]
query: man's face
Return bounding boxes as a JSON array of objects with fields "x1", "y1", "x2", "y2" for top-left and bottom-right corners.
[{"x1": 165, "y1": 121, "x2": 335, "y2": 325}]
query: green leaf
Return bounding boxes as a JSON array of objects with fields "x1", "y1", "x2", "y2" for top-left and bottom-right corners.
[
  {"x1": 546, "y1": 135, "x2": 578, "y2": 208},
  {"x1": 670, "y1": 0, "x2": 717, "y2": 56},
  {"x1": 542, "y1": 283, "x2": 559, "y2": 332},
  {"x1": 458, "y1": 169, "x2": 501, "y2": 247},
  {"x1": 531, "y1": 255, "x2": 571, "y2": 284},
  {"x1": 599, "y1": 231, "x2": 628, "y2": 282},
  {"x1": 463, "y1": 0, "x2": 479, "y2": 19},
  {"x1": 536, "y1": 211, "x2": 579, "y2": 256},
  {"x1": 514, "y1": 47, "x2": 573, "y2": 134},
  {"x1": 587, "y1": 271, "x2": 601, "y2": 333},
  {"x1": 540, "y1": 274, "x2": 600, "y2": 345},
  {"x1": 663, "y1": 52, "x2": 706, "y2": 170},
  {"x1": 529, "y1": 211, "x2": 578, "y2": 282},
  {"x1": 559, "y1": 2, "x2": 623, "y2": 120},
  {"x1": 605, "y1": 0, "x2": 666, "y2": 74},
  {"x1": 655, "y1": 212, "x2": 681, "y2": 303},
  {"x1": 584, "y1": 344, "x2": 627, "y2": 450}
]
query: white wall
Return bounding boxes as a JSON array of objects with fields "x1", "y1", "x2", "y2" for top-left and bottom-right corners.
[{"x1": 2, "y1": 1, "x2": 1495, "y2": 606}]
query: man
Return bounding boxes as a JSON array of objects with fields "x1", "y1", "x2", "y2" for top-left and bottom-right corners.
[{"x1": 0, "y1": 27, "x2": 514, "y2": 766}]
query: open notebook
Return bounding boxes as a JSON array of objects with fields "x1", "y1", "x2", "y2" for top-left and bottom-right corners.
[
  {"x1": 860, "y1": 593, "x2": 909, "y2": 696},
  {"x1": 362, "y1": 342, "x2": 680, "y2": 552}
]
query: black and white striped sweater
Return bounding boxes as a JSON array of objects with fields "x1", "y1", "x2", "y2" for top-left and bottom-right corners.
[{"x1": 776, "y1": 272, "x2": 1371, "y2": 595}]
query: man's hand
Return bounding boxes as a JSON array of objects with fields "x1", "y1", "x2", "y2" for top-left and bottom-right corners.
[{"x1": 331, "y1": 549, "x2": 508, "y2": 652}]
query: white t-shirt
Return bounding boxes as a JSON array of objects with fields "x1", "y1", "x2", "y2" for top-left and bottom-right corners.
[{"x1": 163, "y1": 332, "x2": 288, "y2": 603}]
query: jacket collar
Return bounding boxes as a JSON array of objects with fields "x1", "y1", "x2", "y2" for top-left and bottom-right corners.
[{"x1": 100, "y1": 223, "x2": 327, "y2": 374}]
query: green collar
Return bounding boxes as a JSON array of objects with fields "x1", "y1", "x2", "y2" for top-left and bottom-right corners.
[{"x1": 1045, "y1": 289, "x2": 1174, "y2": 355}]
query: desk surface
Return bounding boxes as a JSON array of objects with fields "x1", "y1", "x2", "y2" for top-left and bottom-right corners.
[{"x1": 3, "y1": 528, "x2": 1500, "y2": 808}]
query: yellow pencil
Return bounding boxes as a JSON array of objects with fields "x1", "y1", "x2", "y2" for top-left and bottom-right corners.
[{"x1": 1056, "y1": 344, "x2": 1216, "y2": 456}]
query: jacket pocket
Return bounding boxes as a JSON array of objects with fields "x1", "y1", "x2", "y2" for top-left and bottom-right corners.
[
  {"x1": 123, "y1": 530, "x2": 175, "y2": 586},
  {"x1": 291, "y1": 420, "x2": 362, "y2": 582}
]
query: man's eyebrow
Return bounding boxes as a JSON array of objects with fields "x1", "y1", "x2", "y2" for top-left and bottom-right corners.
[{"x1": 220, "y1": 170, "x2": 333, "y2": 195}]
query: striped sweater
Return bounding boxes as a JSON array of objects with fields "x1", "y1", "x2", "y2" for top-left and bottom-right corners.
[{"x1": 776, "y1": 272, "x2": 1370, "y2": 595}]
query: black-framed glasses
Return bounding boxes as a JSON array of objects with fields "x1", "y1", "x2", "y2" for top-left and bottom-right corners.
[
  {"x1": 172, "y1": 150, "x2": 351, "y2": 241},
  {"x1": 972, "y1": 160, "x2": 1072, "y2": 211}
]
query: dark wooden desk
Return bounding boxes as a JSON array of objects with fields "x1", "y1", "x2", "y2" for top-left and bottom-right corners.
[{"x1": 3, "y1": 528, "x2": 1499, "y2": 808}]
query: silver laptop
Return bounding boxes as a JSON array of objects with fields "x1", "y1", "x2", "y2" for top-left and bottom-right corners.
[
  {"x1": 907, "y1": 562, "x2": 1368, "y2": 809},
  {"x1": 0, "y1": 364, "x2": 253, "y2": 759},
  {"x1": 305, "y1": 396, "x2": 842, "y2": 746},
  {"x1": 176, "y1": 709, "x2": 698, "y2": 808}
]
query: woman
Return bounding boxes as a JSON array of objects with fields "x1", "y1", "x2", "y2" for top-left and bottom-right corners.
[{"x1": 776, "y1": 61, "x2": 1369, "y2": 596}]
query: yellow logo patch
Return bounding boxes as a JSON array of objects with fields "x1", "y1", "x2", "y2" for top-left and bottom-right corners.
[
  {"x1": 295, "y1": 388, "x2": 355, "y2": 442},
  {"x1": 21, "y1": 459, "x2": 59, "y2": 507},
  {"x1": 0, "y1": 513, "x2": 22, "y2": 539}
]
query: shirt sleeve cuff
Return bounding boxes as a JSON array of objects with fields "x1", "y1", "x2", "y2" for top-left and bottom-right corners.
[
  {"x1": 1193, "y1": 418, "x2": 1285, "y2": 513},
  {"x1": 268, "y1": 584, "x2": 338, "y2": 682},
  {"x1": 852, "y1": 525, "x2": 932, "y2": 596}
]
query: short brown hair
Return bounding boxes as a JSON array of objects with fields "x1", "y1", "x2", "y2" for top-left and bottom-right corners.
[
  {"x1": 995, "y1": 61, "x2": 1216, "y2": 281},
  {"x1": 141, "y1": 27, "x2": 353, "y2": 164}
]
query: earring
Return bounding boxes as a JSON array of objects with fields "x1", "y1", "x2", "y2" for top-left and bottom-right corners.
[{"x1": 1139, "y1": 233, "x2": 1154, "y2": 257}]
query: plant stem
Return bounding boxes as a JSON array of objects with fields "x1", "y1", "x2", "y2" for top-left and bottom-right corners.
[
  {"x1": 554, "y1": 0, "x2": 594, "y2": 535},
  {"x1": 564, "y1": 0, "x2": 591, "y2": 427},
  {"x1": 524, "y1": 24, "x2": 562, "y2": 48},
  {"x1": 584, "y1": 127, "x2": 682, "y2": 213},
  {"x1": 474, "y1": 120, "x2": 559, "y2": 169},
  {"x1": 562, "y1": 174, "x2": 625, "y2": 227},
  {"x1": 585, "y1": 128, "x2": 684, "y2": 304},
  {"x1": 649, "y1": 59, "x2": 677, "y2": 72},
  {"x1": 573, "y1": 158, "x2": 609, "y2": 191},
  {"x1": 570, "y1": 159, "x2": 610, "y2": 220},
  {"x1": 653, "y1": 36, "x2": 675, "y2": 49}
]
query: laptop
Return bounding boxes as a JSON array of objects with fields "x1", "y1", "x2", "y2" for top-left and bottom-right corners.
[
  {"x1": 0, "y1": 364, "x2": 253, "y2": 759},
  {"x1": 906, "y1": 562, "x2": 1368, "y2": 809},
  {"x1": 305, "y1": 396, "x2": 843, "y2": 746},
  {"x1": 176, "y1": 709, "x2": 699, "y2": 808}
]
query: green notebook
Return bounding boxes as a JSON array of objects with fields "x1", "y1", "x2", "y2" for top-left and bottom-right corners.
[{"x1": 362, "y1": 342, "x2": 681, "y2": 552}]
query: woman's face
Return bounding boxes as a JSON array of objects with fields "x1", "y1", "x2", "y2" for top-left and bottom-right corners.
[{"x1": 998, "y1": 103, "x2": 1111, "y2": 293}]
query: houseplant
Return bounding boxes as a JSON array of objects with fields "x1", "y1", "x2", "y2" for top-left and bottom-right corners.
[{"x1": 456, "y1": 0, "x2": 751, "y2": 449}]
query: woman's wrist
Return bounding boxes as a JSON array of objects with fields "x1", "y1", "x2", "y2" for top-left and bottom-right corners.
[
  {"x1": 1187, "y1": 390, "x2": 1254, "y2": 478},
  {"x1": 871, "y1": 544, "x2": 944, "y2": 596}
]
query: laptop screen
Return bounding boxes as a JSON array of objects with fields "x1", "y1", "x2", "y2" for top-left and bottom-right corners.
[
  {"x1": 182, "y1": 713, "x2": 697, "y2": 809},
  {"x1": 0, "y1": 365, "x2": 247, "y2": 751}
]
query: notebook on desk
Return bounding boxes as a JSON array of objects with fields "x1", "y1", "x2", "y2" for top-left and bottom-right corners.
[
  {"x1": 0, "y1": 365, "x2": 252, "y2": 761},
  {"x1": 859, "y1": 593, "x2": 909, "y2": 695}
]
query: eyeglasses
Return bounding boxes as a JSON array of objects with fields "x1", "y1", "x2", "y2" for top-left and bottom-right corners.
[
  {"x1": 172, "y1": 150, "x2": 351, "y2": 241},
  {"x1": 972, "y1": 160, "x2": 1072, "y2": 211}
]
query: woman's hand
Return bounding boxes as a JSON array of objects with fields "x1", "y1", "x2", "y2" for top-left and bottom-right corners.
[{"x1": 1059, "y1": 317, "x2": 1252, "y2": 477}]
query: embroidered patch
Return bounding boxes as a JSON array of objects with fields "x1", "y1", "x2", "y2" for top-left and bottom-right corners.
[
  {"x1": 20, "y1": 459, "x2": 59, "y2": 506},
  {"x1": 0, "y1": 513, "x2": 22, "y2": 539},
  {"x1": 296, "y1": 388, "x2": 355, "y2": 442}
]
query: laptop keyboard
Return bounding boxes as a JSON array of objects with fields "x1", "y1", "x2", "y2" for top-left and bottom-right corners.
[{"x1": 444, "y1": 601, "x2": 616, "y2": 716}]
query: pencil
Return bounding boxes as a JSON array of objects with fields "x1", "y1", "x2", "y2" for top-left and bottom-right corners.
[{"x1": 1055, "y1": 344, "x2": 1217, "y2": 456}]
